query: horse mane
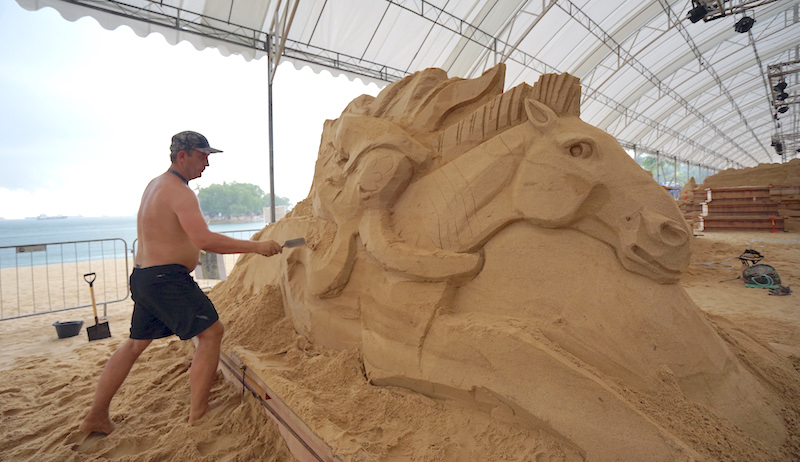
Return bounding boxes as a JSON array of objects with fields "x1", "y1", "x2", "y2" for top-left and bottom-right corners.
[
  {"x1": 531, "y1": 73, "x2": 581, "y2": 117},
  {"x1": 437, "y1": 82, "x2": 533, "y2": 163},
  {"x1": 328, "y1": 66, "x2": 581, "y2": 168},
  {"x1": 437, "y1": 72, "x2": 581, "y2": 164}
]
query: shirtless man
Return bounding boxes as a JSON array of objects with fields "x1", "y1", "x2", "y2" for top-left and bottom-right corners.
[{"x1": 80, "y1": 131, "x2": 282, "y2": 434}]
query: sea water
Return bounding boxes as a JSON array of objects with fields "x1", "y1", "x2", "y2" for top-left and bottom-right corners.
[{"x1": 0, "y1": 216, "x2": 264, "y2": 269}]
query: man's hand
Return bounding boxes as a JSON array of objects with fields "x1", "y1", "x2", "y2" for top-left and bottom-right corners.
[{"x1": 256, "y1": 240, "x2": 283, "y2": 257}]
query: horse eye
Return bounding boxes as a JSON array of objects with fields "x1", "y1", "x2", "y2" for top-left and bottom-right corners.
[{"x1": 568, "y1": 141, "x2": 593, "y2": 158}]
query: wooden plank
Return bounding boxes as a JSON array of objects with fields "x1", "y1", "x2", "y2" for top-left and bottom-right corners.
[
  {"x1": 707, "y1": 188, "x2": 772, "y2": 200},
  {"x1": 702, "y1": 216, "x2": 784, "y2": 231},
  {"x1": 217, "y1": 350, "x2": 342, "y2": 462},
  {"x1": 705, "y1": 205, "x2": 780, "y2": 213},
  {"x1": 705, "y1": 197, "x2": 778, "y2": 205},
  {"x1": 687, "y1": 187, "x2": 799, "y2": 231},
  {"x1": 770, "y1": 186, "x2": 800, "y2": 196}
]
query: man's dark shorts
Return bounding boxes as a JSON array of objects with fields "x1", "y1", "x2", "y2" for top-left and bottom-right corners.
[{"x1": 129, "y1": 264, "x2": 219, "y2": 341}]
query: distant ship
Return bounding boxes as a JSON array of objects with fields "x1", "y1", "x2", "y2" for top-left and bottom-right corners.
[{"x1": 35, "y1": 214, "x2": 67, "y2": 220}]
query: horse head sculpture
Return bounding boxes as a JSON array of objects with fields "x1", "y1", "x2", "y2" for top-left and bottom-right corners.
[
  {"x1": 246, "y1": 64, "x2": 784, "y2": 460},
  {"x1": 302, "y1": 65, "x2": 690, "y2": 305}
]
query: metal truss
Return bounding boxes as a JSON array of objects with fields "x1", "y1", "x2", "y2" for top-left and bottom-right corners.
[
  {"x1": 658, "y1": 0, "x2": 770, "y2": 162},
  {"x1": 61, "y1": 0, "x2": 271, "y2": 51},
  {"x1": 280, "y1": 39, "x2": 410, "y2": 82},
  {"x1": 694, "y1": 0, "x2": 780, "y2": 22},
  {"x1": 57, "y1": 0, "x2": 410, "y2": 85},
  {"x1": 768, "y1": 59, "x2": 800, "y2": 157},
  {"x1": 556, "y1": 0, "x2": 754, "y2": 165},
  {"x1": 55, "y1": 0, "x2": 740, "y2": 169},
  {"x1": 617, "y1": 140, "x2": 718, "y2": 173},
  {"x1": 386, "y1": 0, "x2": 740, "y2": 167}
]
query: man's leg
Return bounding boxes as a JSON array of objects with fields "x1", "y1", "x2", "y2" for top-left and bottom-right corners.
[
  {"x1": 188, "y1": 320, "x2": 224, "y2": 423},
  {"x1": 80, "y1": 338, "x2": 152, "y2": 434}
]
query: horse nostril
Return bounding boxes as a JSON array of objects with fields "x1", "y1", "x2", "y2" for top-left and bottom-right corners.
[{"x1": 659, "y1": 222, "x2": 687, "y2": 246}]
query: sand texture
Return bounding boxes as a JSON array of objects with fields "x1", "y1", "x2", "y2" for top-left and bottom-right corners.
[
  {"x1": 700, "y1": 158, "x2": 800, "y2": 189},
  {"x1": 1, "y1": 231, "x2": 798, "y2": 461},
  {"x1": 2, "y1": 65, "x2": 799, "y2": 461}
]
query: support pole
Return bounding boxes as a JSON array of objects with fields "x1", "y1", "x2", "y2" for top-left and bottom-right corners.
[
  {"x1": 267, "y1": 37, "x2": 277, "y2": 224},
  {"x1": 656, "y1": 150, "x2": 661, "y2": 184},
  {"x1": 672, "y1": 156, "x2": 677, "y2": 186}
]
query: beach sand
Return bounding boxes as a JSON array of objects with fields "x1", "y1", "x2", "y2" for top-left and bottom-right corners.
[{"x1": 0, "y1": 230, "x2": 797, "y2": 461}]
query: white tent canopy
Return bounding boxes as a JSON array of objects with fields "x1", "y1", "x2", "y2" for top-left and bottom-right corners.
[{"x1": 14, "y1": 0, "x2": 800, "y2": 172}]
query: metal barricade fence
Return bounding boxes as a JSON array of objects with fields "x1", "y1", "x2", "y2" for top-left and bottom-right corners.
[
  {"x1": 132, "y1": 228, "x2": 262, "y2": 290},
  {"x1": 0, "y1": 239, "x2": 130, "y2": 321},
  {"x1": 0, "y1": 229, "x2": 263, "y2": 322}
]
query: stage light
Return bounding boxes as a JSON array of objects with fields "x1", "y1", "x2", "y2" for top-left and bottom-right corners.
[
  {"x1": 778, "y1": 106, "x2": 789, "y2": 113},
  {"x1": 771, "y1": 136, "x2": 784, "y2": 155},
  {"x1": 774, "y1": 82, "x2": 787, "y2": 92},
  {"x1": 777, "y1": 92, "x2": 789, "y2": 101},
  {"x1": 734, "y1": 17, "x2": 755, "y2": 33},
  {"x1": 688, "y1": 4, "x2": 708, "y2": 23}
]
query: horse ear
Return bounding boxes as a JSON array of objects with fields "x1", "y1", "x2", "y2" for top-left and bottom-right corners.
[{"x1": 524, "y1": 98, "x2": 557, "y2": 132}]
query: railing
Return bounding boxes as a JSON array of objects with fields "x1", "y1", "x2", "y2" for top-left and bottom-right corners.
[
  {"x1": 0, "y1": 239, "x2": 130, "y2": 321},
  {"x1": 0, "y1": 229, "x2": 262, "y2": 322}
]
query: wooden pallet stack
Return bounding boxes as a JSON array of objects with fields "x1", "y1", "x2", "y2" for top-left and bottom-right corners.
[
  {"x1": 678, "y1": 159, "x2": 800, "y2": 232},
  {"x1": 681, "y1": 185, "x2": 800, "y2": 232}
]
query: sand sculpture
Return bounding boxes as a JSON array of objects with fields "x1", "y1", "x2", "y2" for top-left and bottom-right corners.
[{"x1": 225, "y1": 64, "x2": 795, "y2": 459}]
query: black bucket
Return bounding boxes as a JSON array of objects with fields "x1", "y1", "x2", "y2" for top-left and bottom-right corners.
[{"x1": 53, "y1": 321, "x2": 84, "y2": 339}]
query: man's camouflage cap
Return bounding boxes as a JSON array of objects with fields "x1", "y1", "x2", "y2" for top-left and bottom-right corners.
[{"x1": 170, "y1": 131, "x2": 223, "y2": 154}]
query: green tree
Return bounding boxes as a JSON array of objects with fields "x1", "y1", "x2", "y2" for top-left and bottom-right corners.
[
  {"x1": 264, "y1": 193, "x2": 291, "y2": 208},
  {"x1": 197, "y1": 182, "x2": 290, "y2": 216},
  {"x1": 637, "y1": 155, "x2": 688, "y2": 186}
]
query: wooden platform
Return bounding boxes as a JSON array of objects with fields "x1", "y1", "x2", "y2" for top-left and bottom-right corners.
[{"x1": 682, "y1": 186, "x2": 799, "y2": 232}]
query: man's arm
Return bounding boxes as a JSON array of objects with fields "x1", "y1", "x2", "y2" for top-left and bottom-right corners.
[{"x1": 174, "y1": 188, "x2": 282, "y2": 256}]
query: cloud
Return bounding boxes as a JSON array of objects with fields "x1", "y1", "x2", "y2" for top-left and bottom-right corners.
[{"x1": 0, "y1": 3, "x2": 382, "y2": 219}]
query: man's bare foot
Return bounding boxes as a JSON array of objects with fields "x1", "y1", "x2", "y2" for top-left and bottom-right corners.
[
  {"x1": 79, "y1": 413, "x2": 115, "y2": 435},
  {"x1": 188, "y1": 398, "x2": 223, "y2": 426},
  {"x1": 68, "y1": 429, "x2": 106, "y2": 452}
]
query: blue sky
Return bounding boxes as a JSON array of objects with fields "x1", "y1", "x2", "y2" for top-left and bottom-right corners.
[{"x1": 0, "y1": 2, "x2": 382, "y2": 219}]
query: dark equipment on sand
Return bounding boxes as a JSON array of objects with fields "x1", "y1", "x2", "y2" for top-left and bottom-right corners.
[
  {"x1": 738, "y1": 249, "x2": 764, "y2": 266},
  {"x1": 84, "y1": 272, "x2": 111, "y2": 341},
  {"x1": 738, "y1": 249, "x2": 782, "y2": 290},
  {"x1": 52, "y1": 320, "x2": 84, "y2": 339}
]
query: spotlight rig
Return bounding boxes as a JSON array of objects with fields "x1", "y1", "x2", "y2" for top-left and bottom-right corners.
[{"x1": 687, "y1": 0, "x2": 776, "y2": 28}]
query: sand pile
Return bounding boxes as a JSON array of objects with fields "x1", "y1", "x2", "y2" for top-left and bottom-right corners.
[
  {"x1": 700, "y1": 158, "x2": 800, "y2": 189},
  {"x1": 1, "y1": 230, "x2": 798, "y2": 461},
  {"x1": 0, "y1": 304, "x2": 295, "y2": 461}
]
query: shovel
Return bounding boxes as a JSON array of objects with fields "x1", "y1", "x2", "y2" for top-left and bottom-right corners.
[
  {"x1": 282, "y1": 238, "x2": 306, "y2": 248},
  {"x1": 84, "y1": 272, "x2": 111, "y2": 341}
]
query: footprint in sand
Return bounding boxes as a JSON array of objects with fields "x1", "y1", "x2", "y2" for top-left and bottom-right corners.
[{"x1": 68, "y1": 430, "x2": 106, "y2": 453}]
